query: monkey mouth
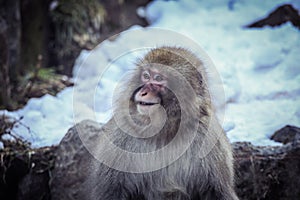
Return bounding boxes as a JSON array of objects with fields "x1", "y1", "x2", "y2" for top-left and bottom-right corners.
[{"x1": 137, "y1": 101, "x2": 159, "y2": 106}]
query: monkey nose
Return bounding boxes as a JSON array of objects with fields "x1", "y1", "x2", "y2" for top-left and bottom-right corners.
[
  {"x1": 141, "y1": 91, "x2": 147, "y2": 96},
  {"x1": 140, "y1": 87, "x2": 150, "y2": 97}
]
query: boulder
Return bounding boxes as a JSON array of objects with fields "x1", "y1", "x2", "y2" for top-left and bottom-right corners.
[
  {"x1": 50, "y1": 121, "x2": 98, "y2": 200},
  {"x1": 234, "y1": 141, "x2": 300, "y2": 199},
  {"x1": 270, "y1": 125, "x2": 300, "y2": 144},
  {"x1": 246, "y1": 4, "x2": 300, "y2": 29}
]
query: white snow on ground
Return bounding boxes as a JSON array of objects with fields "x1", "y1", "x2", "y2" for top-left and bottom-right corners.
[{"x1": 1, "y1": 0, "x2": 300, "y2": 147}]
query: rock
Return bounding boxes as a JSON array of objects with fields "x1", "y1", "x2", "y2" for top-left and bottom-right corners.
[
  {"x1": 271, "y1": 125, "x2": 300, "y2": 144},
  {"x1": 16, "y1": 146, "x2": 55, "y2": 200},
  {"x1": 0, "y1": 146, "x2": 55, "y2": 200},
  {"x1": 2, "y1": 121, "x2": 300, "y2": 199},
  {"x1": 246, "y1": 4, "x2": 300, "y2": 29},
  {"x1": 17, "y1": 172, "x2": 51, "y2": 200},
  {"x1": 50, "y1": 120, "x2": 100, "y2": 200},
  {"x1": 233, "y1": 141, "x2": 300, "y2": 199}
]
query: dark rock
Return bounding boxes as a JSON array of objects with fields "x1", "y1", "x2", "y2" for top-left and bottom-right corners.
[
  {"x1": 0, "y1": 156, "x2": 28, "y2": 200},
  {"x1": 246, "y1": 4, "x2": 300, "y2": 29},
  {"x1": 2, "y1": 121, "x2": 300, "y2": 199},
  {"x1": 50, "y1": 120, "x2": 99, "y2": 200},
  {"x1": 0, "y1": 146, "x2": 55, "y2": 200},
  {"x1": 234, "y1": 141, "x2": 300, "y2": 200},
  {"x1": 17, "y1": 146, "x2": 55, "y2": 200},
  {"x1": 18, "y1": 172, "x2": 51, "y2": 200},
  {"x1": 271, "y1": 125, "x2": 300, "y2": 144}
]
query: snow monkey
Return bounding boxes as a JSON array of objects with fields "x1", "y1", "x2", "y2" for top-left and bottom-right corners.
[{"x1": 51, "y1": 46, "x2": 239, "y2": 200}]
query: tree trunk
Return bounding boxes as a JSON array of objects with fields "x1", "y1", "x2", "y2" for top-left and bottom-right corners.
[{"x1": 0, "y1": 0, "x2": 21, "y2": 109}]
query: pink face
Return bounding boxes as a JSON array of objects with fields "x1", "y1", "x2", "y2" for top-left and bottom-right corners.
[{"x1": 134, "y1": 69, "x2": 168, "y2": 114}]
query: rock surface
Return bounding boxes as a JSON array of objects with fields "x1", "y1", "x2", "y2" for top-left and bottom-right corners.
[
  {"x1": 1, "y1": 121, "x2": 300, "y2": 199},
  {"x1": 50, "y1": 121, "x2": 98, "y2": 200},
  {"x1": 246, "y1": 4, "x2": 300, "y2": 29},
  {"x1": 0, "y1": 146, "x2": 55, "y2": 200},
  {"x1": 271, "y1": 125, "x2": 300, "y2": 144},
  {"x1": 234, "y1": 141, "x2": 300, "y2": 199}
]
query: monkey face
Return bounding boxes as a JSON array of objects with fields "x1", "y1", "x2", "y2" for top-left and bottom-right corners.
[{"x1": 134, "y1": 69, "x2": 168, "y2": 115}]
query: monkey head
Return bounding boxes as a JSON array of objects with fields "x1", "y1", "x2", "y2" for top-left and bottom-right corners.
[
  {"x1": 130, "y1": 47, "x2": 209, "y2": 119},
  {"x1": 113, "y1": 47, "x2": 209, "y2": 139}
]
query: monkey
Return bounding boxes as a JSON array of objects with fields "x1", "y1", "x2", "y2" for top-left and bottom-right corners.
[{"x1": 51, "y1": 46, "x2": 239, "y2": 200}]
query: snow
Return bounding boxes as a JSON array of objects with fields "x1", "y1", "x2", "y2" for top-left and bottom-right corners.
[{"x1": 1, "y1": 0, "x2": 300, "y2": 147}]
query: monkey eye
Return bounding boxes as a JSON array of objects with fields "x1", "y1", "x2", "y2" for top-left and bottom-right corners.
[
  {"x1": 142, "y1": 71, "x2": 151, "y2": 80},
  {"x1": 154, "y1": 74, "x2": 163, "y2": 82}
]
